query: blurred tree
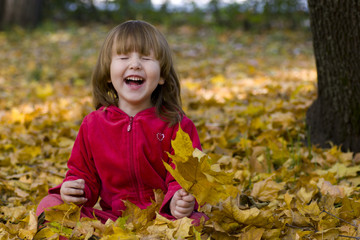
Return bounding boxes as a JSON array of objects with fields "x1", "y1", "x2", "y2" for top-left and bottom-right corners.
[
  {"x1": 42, "y1": 0, "x2": 100, "y2": 23},
  {"x1": 306, "y1": 0, "x2": 360, "y2": 152},
  {"x1": 42, "y1": 0, "x2": 153, "y2": 24},
  {"x1": 263, "y1": 0, "x2": 306, "y2": 29},
  {"x1": 0, "y1": 0, "x2": 43, "y2": 29},
  {"x1": 240, "y1": 0, "x2": 307, "y2": 31},
  {"x1": 115, "y1": 0, "x2": 135, "y2": 20},
  {"x1": 208, "y1": 0, "x2": 223, "y2": 26}
]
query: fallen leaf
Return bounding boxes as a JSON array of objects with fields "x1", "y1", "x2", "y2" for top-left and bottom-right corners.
[{"x1": 251, "y1": 177, "x2": 284, "y2": 202}]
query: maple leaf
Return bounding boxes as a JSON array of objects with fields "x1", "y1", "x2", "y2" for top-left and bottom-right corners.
[
  {"x1": 18, "y1": 210, "x2": 37, "y2": 240},
  {"x1": 0, "y1": 205, "x2": 28, "y2": 223},
  {"x1": 147, "y1": 212, "x2": 194, "y2": 239},
  {"x1": 237, "y1": 226, "x2": 265, "y2": 240},
  {"x1": 221, "y1": 196, "x2": 273, "y2": 228},
  {"x1": 296, "y1": 200, "x2": 321, "y2": 222},
  {"x1": 44, "y1": 203, "x2": 81, "y2": 229},
  {"x1": 339, "y1": 197, "x2": 360, "y2": 220},
  {"x1": 33, "y1": 227, "x2": 59, "y2": 239},
  {"x1": 250, "y1": 177, "x2": 284, "y2": 202},
  {"x1": 164, "y1": 125, "x2": 238, "y2": 206},
  {"x1": 121, "y1": 189, "x2": 164, "y2": 232},
  {"x1": 296, "y1": 186, "x2": 317, "y2": 203}
]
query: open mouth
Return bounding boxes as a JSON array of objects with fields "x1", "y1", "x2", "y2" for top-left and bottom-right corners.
[{"x1": 125, "y1": 76, "x2": 144, "y2": 86}]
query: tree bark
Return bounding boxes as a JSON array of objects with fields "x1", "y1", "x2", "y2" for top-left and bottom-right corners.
[
  {"x1": 306, "y1": 0, "x2": 360, "y2": 152},
  {"x1": 0, "y1": 0, "x2": 42, "y2": 29}
]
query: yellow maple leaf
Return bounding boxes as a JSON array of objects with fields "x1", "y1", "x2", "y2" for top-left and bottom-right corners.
[
  {"x1": 121, "y1": 189, "x2": 163, "y2": 231},
  {"x1": 237, "y1": 226, "x2": 265, "y2": 240},
  {"x1": 262, "y1": 228, "x2": 281, "y2": 239},
  {"x1": 33, "y1": 227, "x2": 58, "y2": 239},
  {"x1": 221, "y1": 197, "x2": 273, "y2": 227},
  {"x1": 71, "y1": 218, "x2": 107, "y2": 239},
  {"x1": 164, "y1": 126, "x2": 238, "y2": 206},
  {"x1": 296, "y1": 200, "x2": 321, "y2": 222},
  {"x1": 284, "y1": 191, "x2": 294, "y2": 209},
  {"x1": 251, "y1": 177, "x2": 284, "y2": 202},
  {"x1": 296, "y1": 187, "x2": 316, "y2": 203},
  {"x1": 312, "y1": 228, "x2": 339, "y2": 240},
  {"x1": 44, "y1": 203, "x2": 81, "y2": 228},
  {"x1": 317, "y1": 178, "x2": 346, "y2": 198},
  {"x1": 171, "y1": 124, "x2": 194, "y2": 161},
  {"x1": 289, "y1": 210, "x2": 311, "y2": 227},
  {"x1": 147, "y1": 212, "x2": 194, "y2": 239},
  {"x1": 146, "y1": 213, "x2": 174, "y2": 239},
  {"x1": 0, "y1": 205, "x2": 28, "y2": 223},
  {"x1": 18, "y1": 210, "x2": 37, "y2": 240},
  {"x1": 339, "y1": 197, "x2": 360, "y2": 220},
  {"x1": 173, "y1": 217, "x2": 194, "y2": 239},
  {"x1": 102, "y1": 232, "x2": 137, "y2": 240},
  {"x1": 315, "y1": 162, "x2": 360, "y2": 179}
]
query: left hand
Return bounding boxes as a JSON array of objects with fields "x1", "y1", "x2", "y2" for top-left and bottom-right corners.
[{"x1": 170, "y1": 189, "x2": 195, "y2": 219}]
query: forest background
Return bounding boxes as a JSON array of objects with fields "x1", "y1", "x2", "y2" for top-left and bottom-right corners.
[{"x1": 1, "y1": 0, "x2": 360, "y2": 239}]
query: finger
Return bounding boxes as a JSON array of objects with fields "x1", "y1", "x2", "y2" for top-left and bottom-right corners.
[
  {"x1": 74, "y1": 179, "x2": 85, "y2": 183},
  {"x1": 175, "y1": 199, "x2": 193, "y2": 208},
  {"x1": 179, "y1": 189, "x2": 188, "y2": 197},
  {"x1": 72, "y1": 179, "x2": 85, "y2": 189},
  {"x1": 62, "y1": 187, "x2": 84, "y2": 196},
  {"x1": 62, "y1": 195, "x2": 87, "y2": 204},
  {"x1": 172, "y1": 209, "x2": 185, "y2": 219},
  {"x1": 174, "y1": 189, "x2": 182, "y2": 199},
  {"x1": 173, "y1": 209, "x2": 192, "y2": 218},
  {"x1": 64, "y1": 180, "x2": 85, "y2": 190},
  {"x1": 182, "y1": 194, "x2": 195, "y2": 202},
  {"x1": 175, "y1": 206, "x2": 193, "y2": 214}
]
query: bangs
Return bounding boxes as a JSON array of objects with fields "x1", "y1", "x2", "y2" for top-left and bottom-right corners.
[{"x1": 113, "y1": 23, "x2": 161, "y2": 58}]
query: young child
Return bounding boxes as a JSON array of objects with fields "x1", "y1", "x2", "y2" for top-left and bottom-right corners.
[{"x1": 36, "y1": 20, "x2": 202, "y2": 224}]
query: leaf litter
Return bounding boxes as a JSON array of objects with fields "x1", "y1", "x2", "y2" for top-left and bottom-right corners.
[{"x1": 1, "y1": 25, "x2": 360, "y2": 239}]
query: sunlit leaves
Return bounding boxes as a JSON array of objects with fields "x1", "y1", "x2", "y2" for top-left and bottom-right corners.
[{"x1": 1, "y1": 23, "x2": 360, "y2": 239}]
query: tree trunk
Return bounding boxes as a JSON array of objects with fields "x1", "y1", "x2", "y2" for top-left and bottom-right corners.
[
  {"x1": 0, "y1": 0, "x2": 42, "y2": 29},
  {"x1": 306, "y1": 0, "x2": 360, "y2": 152}
]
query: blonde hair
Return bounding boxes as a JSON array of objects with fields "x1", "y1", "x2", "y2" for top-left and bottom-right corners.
[{"x1": 91, "y1": 20, "x2": 184, "y2": 125}]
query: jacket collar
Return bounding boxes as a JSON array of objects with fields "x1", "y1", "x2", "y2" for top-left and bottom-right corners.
[{"x1": 100, "y1": 105, "x2": 156, "y2": 118}]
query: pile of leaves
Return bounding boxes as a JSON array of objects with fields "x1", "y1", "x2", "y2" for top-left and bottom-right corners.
[{"x1": 1, "y1": 24, "x2": 360, "y2": 239}]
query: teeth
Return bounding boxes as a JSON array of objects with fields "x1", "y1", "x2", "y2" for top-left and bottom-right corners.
[{"x1": 126, "y1": 77, "x2": 144, "y2": 81}]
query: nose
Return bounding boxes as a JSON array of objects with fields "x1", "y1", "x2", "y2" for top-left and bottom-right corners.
[{"x1": 129, "y1": 57, "x2": 141, "y2": 70}]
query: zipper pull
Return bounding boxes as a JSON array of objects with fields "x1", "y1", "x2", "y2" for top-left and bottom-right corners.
[{"x1": 127, "y1": 116, "x2": 133, "y2": 132}]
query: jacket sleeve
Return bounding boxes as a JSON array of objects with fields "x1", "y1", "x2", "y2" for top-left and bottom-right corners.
[
  {"x1": 159, "y1": 117, "x2": 202, "y2": 219},
  {"x1": 48, "y1": 116, "x2": 101, "y2": 208}
]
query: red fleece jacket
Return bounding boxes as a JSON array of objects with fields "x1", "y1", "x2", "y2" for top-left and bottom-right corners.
[{"x1": 49, "y1": 105, "x2": 201, "y2": 219}]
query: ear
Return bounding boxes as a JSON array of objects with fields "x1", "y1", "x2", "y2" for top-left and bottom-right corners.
[{"x1": 159, "y1": 77, "x2": 165, "y2": 85}]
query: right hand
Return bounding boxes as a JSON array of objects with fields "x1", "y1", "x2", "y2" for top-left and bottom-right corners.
[
  {"x1": 170, "y1": 189, "x2": 195, "y2": 219},
  {"x1": 60, "y1": 179, "x2": 88, "y2": 204}
]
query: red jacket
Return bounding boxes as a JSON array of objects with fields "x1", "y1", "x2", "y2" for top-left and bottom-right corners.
[{"x1": 49, "y1": 106, "x2": 201, "y2": 219}]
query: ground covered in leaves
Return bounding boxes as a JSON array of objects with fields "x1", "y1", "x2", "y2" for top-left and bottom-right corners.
[{"x1": 1, "y1": 23, "x2": 360, "y2": 239}]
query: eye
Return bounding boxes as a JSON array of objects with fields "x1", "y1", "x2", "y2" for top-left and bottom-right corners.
[
  {"x1": 116, "y1": 55, "x2": 128, "y2": 60},
  {"x1": 142, "y1": 56, "x2": 152, "y2": 60}
]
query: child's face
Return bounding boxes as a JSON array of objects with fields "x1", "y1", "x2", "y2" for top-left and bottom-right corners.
[{"x1": 110, "y1": 50, "x2": 164, "y2": 114}]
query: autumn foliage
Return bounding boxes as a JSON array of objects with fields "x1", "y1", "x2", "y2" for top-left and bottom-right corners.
[{"x1": 1, "y1": 24, "x2": 360, "y2": 239}]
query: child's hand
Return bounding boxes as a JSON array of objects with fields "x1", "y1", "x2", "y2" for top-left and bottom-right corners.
[
  {"x1": 170, "y1": 189, "x2": 195, "y2": 219},
  {"x1": 60, "y1": 179, "x2": 87, "y2": 204}
]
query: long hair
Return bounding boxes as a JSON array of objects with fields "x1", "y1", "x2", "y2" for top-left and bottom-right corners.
[{"x1": 91, "y1": 20, "x2": 184, "y2": 125}]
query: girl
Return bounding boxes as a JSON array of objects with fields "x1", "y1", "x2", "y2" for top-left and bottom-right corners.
[{"x1": 36, "y1": 20, "x2": 202, "y2": 223}]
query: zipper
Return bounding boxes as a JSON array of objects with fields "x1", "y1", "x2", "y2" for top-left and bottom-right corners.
[
  {"x1": 127, "y1": 116, "x2": 145, "y2": 206},
  {"x1": 127, "y1": 116, "x2": 133, "y2": 132}
]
